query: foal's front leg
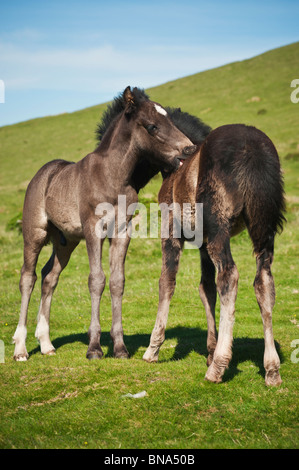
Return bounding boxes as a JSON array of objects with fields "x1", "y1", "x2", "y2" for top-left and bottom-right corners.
[
  {"x1": 85, "y1": 225, "x2": 106, "y2": 359},
  {"x1": 109, "y1": 234, "x2": 131, "y2": 358},
  {"x1": 143, "y1": 237, "x2": 183, "y2": 363}
]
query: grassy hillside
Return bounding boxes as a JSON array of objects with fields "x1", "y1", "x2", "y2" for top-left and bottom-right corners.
[
  {"x1": 1, "y1": 43, "x2": 298, "y2": 192},
  {"x1": 149, "y1": 42, "x2": 299, "y2": 152},
  {"x1": 0, "y1": 42, "x2": 298, "y2": 220},
  {"x1": 0, "y1": 42, "x2": 298, "y2": 449}
]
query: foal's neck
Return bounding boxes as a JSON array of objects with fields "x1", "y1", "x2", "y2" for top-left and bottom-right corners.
[{"x1": 98, "y1": 114, "x2": 142, "y2": 189}]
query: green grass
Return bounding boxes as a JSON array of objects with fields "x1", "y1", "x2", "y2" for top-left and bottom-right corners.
[{"x1": 0, "y1": 42, "x2": 299, "y2": 449}]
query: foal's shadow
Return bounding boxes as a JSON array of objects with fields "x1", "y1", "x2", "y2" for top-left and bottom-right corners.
[{"x1": 30, "y1": 327, "x2": 283, "y2": 383}]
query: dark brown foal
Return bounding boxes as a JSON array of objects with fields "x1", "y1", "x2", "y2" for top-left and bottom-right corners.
[{"x1": 144, "y1": 123, "x2": 285, "y2": 386}]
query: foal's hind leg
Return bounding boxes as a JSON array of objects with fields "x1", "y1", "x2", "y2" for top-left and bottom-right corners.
[
  {"x1": 254, "y1": 249, "x2": 282, "y2": 386},
  {"x1": 13, "y1": 233, "x2": 47, "y2": 361},
  {"x1": 143, "y1": 237, "x2": 183, "y2": 363},
  {"x1": 205, "y1": 236, "x2": 239, "y2": 383},
  {"x1": 35, "y1": 234, "x2": 78, "y2": 355},
  {"x1": 199, "y1": 244, "x2": 217, "y2": 366}
]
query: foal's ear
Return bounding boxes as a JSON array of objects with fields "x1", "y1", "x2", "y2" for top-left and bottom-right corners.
[{"x1": 123, "y1": 86, "x2": 136, "y2": 115}]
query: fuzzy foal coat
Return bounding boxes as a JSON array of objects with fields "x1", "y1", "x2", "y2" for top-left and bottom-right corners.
[
  {"x1": 143, "y1": 123, "x2": 285, "y2": 386},
  {"x1": 12, "y1": 87, "x2": 194, "y2": 362}
]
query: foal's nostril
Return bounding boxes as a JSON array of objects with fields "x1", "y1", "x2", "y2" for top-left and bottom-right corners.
[{"x1": 183, "y1": 145, "x2": 197, "y2": 155}]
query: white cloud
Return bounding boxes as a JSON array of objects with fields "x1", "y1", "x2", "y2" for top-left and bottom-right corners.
[
  {"x1": 2, "y1": 28, "x2": 45, "y2": 42},
  {"x1": 1, "y1": 40, "x2": 255, "y2": 97}
]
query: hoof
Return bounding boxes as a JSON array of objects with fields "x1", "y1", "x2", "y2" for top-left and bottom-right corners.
[
  {"x1": 265, "y1": 369, "x2": 282, "y2": 387},
  {"x1": 205, "y1": 362, "x2": 223, "y2": 384},
  {"x1": 86, "y1": 347, "x2": 103, "y2": 360},
  {"x1": 43, "y1": 349, "x2": 56, "y2": 356},
  {"x1": 115, "y1": 352, "x2": 129, "y2": 359},
  {"x1": 204, "y1": 372, "x2": 222, "y2": 384},
  {"x1": 143, "y1": 346, "x2": 159, "y2": 363},
  {"x1": 114, "y1": 345, "x2": 129, "y2": 359},
  {"x1": 14, "y1": 353, "x2": 29, "y2": 362}
]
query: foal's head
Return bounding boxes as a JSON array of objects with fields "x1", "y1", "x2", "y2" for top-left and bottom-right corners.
[
  {"x1": 123, "y1": 87, "x2": 194, "y2": 171},
  {"x1": 96, "y1": 87, "x2": 194, "y2": 173}
]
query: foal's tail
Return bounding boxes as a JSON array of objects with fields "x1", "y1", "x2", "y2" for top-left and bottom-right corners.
[{"x1": 236, "y1": 126, "x2": 286, "y2": 254}]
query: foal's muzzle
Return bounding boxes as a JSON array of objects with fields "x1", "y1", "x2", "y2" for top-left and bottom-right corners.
[
  {"x1": 183, "y1": 145, "x2": 197, "y2": 155},
  {"x1": 165, "y1": 145, "x2": 198, "y2": 174},
  {"x1": 178, "y1": 145, "x2": 198, "y2": 166}
]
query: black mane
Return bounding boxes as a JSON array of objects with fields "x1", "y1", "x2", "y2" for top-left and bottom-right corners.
[
  {"x1": 95, "y1": 88, "x2": 150, "y2": 144},
  {"x1": 131, "y1": 108, "x2": 212, "y2": 191},
  {"x1": 166, "y1": 107, "x2": 212, "y2": 145}
]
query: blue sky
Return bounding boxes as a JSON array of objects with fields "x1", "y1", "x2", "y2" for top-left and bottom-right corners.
[{"x1": 0, "y1": 0, "x2": 298, "y2": 126}]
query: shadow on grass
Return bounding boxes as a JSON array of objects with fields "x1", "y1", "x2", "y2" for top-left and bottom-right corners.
[{"x1": 29, "y1": 326, "x2": 284, "y2": 383}]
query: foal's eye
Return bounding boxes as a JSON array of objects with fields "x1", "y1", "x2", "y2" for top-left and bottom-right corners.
[{"x1": 146, "y1": 124, "x2": 158, "y2": 135}]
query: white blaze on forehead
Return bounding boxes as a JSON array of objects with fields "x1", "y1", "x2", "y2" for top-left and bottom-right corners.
[{"x1": 154, "y1": 103, "x2": 167, "y2": 116}]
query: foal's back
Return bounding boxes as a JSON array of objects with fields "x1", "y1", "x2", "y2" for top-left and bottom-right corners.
[{"x1": 196, "y1": 124, "x2": 285, "y2": 245}]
